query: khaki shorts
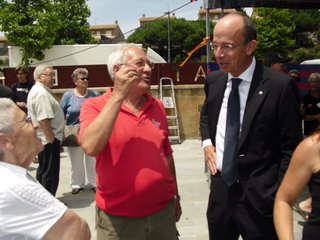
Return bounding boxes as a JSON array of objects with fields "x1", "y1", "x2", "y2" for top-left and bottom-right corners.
[{"x1": 96, "y1": 200, "x2": 178, "y2": 240}]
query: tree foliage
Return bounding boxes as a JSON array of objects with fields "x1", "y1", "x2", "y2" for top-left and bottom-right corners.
[
  {"x1": 253, "y1": 8, "x2": 320, "y2": 63},
  {"x1": 253, "y1": 8, "x2": 295, "y2": 62},
  {"x1": 0, "y1": 0, "x2": 59, "y2": 65},
  {"x1": 0, "y1": 0, "x2": 94, "y2": 65},
  {"x1": 126, "y1": 18, "x2": 210, "y2": 63},
  {"x1": 53, "y1": 0, "x2": 94, "y2": 45}
]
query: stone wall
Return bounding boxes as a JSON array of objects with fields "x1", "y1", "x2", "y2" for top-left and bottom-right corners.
[{"x1": 53, "y1": 84, "x2": 205, "y2": 140}]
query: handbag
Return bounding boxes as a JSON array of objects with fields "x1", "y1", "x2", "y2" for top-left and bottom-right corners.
[{"x1": 61, "y1": 124, "x2": 80, "y2": 147}]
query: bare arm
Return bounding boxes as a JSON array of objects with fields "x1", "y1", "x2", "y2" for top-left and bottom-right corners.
[
  {"x1": 16, "y1": 102, "x2": 27, "y2": 108},
  {"x1": 38, "y1": 119, "x2": 55, "y2": 143},
  {"x1": 80, "y1": 93, "x2": 124, "y2": 156},
  {"x1": 80, "y1": 65, "x2": 138, "y2": 156},
  {"x1": 166, "y1": 154, "x2": 182, "y2": 222},
  {"x1": 44, "y1": 209, "x2": 91, "y2": 240},
  {"x1": 274, "y1": 137, "x2": 317, "y2": 240}
]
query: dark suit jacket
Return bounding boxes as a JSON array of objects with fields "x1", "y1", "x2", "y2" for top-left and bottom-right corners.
[{"x1": 200, "y1": 62, "x2": 303, "y2": 216}]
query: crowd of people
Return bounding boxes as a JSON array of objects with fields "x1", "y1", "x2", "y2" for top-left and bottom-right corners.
[{"x1": 0, "y1": 10, "x2": 320, "y2": 240}]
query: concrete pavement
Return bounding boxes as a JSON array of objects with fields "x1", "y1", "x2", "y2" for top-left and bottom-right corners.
[{"x1": 29, "y1": 139, "x2": 305, "y2": 240}]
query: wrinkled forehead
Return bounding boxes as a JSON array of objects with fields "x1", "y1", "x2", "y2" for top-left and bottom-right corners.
[
  {"x1": 214, "y1": 16, "x2": 245, "y2": 43},
  {"x1": 124, "y1": 47, "x2": 148, "y2": 62}
]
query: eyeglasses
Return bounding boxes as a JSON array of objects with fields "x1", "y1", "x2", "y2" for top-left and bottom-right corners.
[
  {"x1": 78, "y1": 77, "x2": 89, "y2": 81},
  {"x1": 41, "y1": 73, "x2": 55, "y2": 78},
  {"x1": 211, "y1": 42, "x2": 244, "y2": 53},
  {"x1": 0, "y1": 115, "x2": 32, "y2": 133},
  {"x1": 119, "y1": 61, "x2": 154, "y2": 69}
]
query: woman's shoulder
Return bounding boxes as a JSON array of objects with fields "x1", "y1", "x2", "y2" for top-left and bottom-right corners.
[
  {"x1": 87, "y1": 89, "x2": 100, "y2": 97},
  {"x1": 83, "y1": 93, "x2": 104, "y2": 106},
  {"x1": 62, "y1": 89, "x2": 74, "y2": 97},
  {"x1": 297, "y1": 135, "x2": 320, "y2": 172}
]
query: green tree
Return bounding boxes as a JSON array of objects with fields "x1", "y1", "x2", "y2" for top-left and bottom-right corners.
[
  {"x1": 289, "y1": 9, "x2": 320, "y2": 62},
  {"x1": 0, "y1": 0, "x2": 60, "y2": 65},
  {"x1": 126, "y1": 18, "x2": 209, "y2": 63},
  {"x1": 290, "y1": 9, "x2": 320, "y2": 33},
  {"x1": 253, "y1": 8, "x2": 295, "y2": 62},
  {"x1": 0, "y1": 0, "x2": 94, "y2": 65},
  {"x1": 53, "y1": 0, "x2": 94, "y2": 45},
  {"x1": 252, "y1": 8, "x2": 320, "y2": 63}
]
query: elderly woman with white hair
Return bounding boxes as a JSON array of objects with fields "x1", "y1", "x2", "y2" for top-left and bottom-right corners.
[
  {"x1": 0, "y1": 98, "x2": 91, "y2": 240},
  {"x1": 60, "y1": 68, "x2": 99, "y2": 194}
]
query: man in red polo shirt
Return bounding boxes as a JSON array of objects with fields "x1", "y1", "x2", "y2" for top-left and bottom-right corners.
[{"x1": 78, "y1": 44, "x2": 181, "y2": 240}]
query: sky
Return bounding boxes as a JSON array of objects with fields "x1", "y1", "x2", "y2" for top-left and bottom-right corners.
[
  {"x1": 0, "y1": 0, "x2": 202, "y2": 37},
  {"x1": 87, "y1": 0, "x2": 204, "y2": 37},
  {"x1": 1, "y1": 1, "x2": 252, "y2": 37}
]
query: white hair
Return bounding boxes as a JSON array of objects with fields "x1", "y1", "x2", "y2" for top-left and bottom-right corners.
[
  {"x1": 308, "y1": 72, "x2": 320, "y2": 83},
  {"x1": 33, "y1": 64, "x2": 53, "y2": 81},
  {"x1": 0, "y1": 98, "x2": 18, "y2": 133},
  {"x1": 107, "y1": 43, "x2": 141, "y2": 81},
  {"x1": 71, "y1": 68, "x2": 88, "y2": 81}
]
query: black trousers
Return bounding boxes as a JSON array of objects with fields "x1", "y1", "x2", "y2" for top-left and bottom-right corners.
[
  {"x1": 37, "y1": 138, "x2": 61, "y2": 196},
  {"x1": 207, "y1": 173, "x2": 278, "y2": 240}
]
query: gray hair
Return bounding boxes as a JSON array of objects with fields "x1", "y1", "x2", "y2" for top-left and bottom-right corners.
[
  {"x1": 308, "y1": 73, "x2": 320, "y2": 83},
  {"x1": 107, "y1": 43, "x2": 141, "y2": 81},
  {"x1": 33, "y1": 64, "x2": 53, "y2": 81},
  {"x1": 71, "y1": 68, "x2": 88, "y2": 81},
  {"x1": 0, "y1": 98, "x2": 18, "y2": 134}
]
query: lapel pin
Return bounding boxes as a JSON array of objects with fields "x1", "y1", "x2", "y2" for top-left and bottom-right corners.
[{"x1": 259, "y1": 91, "x2": 263, "y2": 95}]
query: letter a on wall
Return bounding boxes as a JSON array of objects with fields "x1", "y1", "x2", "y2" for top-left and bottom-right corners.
[{"x1": 194, "y1": 66, "x2": 206, "y2": 82}]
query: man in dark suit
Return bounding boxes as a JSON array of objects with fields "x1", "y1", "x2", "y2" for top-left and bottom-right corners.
[{"x1": 200, "y1": 12, "x2": 302, "y2": 240}]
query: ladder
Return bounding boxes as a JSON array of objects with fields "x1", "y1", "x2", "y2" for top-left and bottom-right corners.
[{"x1": 159, "y1": 77, "x2": 181, "y2": 144}]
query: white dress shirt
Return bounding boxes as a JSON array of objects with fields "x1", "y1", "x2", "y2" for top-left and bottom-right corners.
[{"x1": 203, "y1": 57, "x2": 256, "y2": 172}]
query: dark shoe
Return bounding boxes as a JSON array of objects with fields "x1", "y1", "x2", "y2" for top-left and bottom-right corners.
[
  {"x1": 71, "y1": 188, "x2": 83, "y2": 194},
  {"x1": 293, "y1": 203, "x2": 310, "y2": 221},
  {"x1": 92, "y1": 187, "x2": 97, "y2": 193}
]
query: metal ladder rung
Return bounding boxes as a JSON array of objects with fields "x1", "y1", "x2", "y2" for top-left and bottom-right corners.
[
  {"x1": 169, "y1": 136, "x2": 181, "y2": 143},
  {"x1": 159, "y1": 77, "x2": 181, "y2": 144}
]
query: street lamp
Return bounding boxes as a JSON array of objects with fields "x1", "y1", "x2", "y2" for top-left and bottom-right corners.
[{"x1": 164, "y1": 11, "x2": 171, "y2": 63}]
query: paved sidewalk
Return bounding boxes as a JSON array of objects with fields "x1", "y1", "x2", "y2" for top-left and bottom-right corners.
[{"x1": 29, "y1": 139, "x2": 304, "y2": 240}]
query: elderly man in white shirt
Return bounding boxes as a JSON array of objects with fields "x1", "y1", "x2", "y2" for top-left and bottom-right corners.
[
  {"x1": 0, "y1": 98, "x2": 90, "y2": 240},
  {"x1": 27, "y1": 64, "x2": 64, "y2": 196}
]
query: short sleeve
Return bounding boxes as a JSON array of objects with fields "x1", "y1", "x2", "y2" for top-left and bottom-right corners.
[
  {"x1": 0, "y1": 178, "x2": 67, "y2": 239},
  {"x1": 33, "y1": 92, "x2": 55, "y2": 121}
]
